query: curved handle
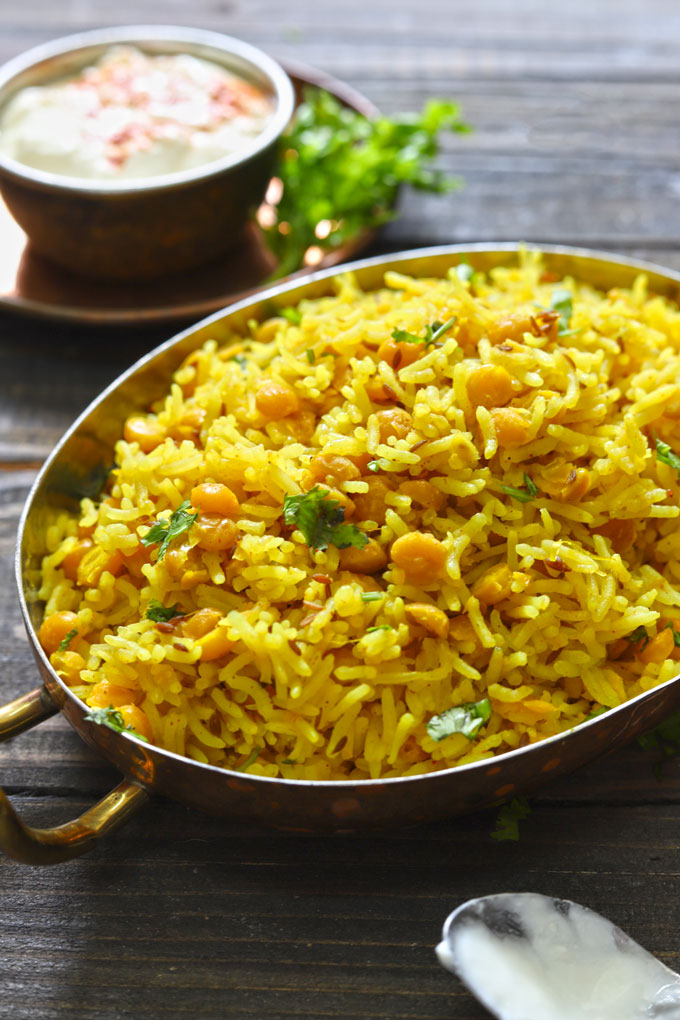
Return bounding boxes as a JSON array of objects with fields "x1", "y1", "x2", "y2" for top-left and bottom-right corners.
[{"x1": 0, "y1": 687, "x2": 149, "y2": 865}]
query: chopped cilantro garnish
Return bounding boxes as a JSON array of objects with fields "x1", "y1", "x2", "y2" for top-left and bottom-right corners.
[
  {"x1": 491, "y1": 796, "x2": 531, "y2": 842},
  {"x1": 57, "y1": 628, "x2": 78, "y2": 651},
  {"x1": 264, "y1": 90, "x2": 469, "y2": 279},
  {"x1": 361, "y1": 592, "x2": 385, "y2": 603},
  {"x1": 427, "y1": 698, "x2": 491, "y2": 742},
  {"x1": 550, "y1": 288, "x2": 575, "y2": 336},
  {"x1": 367, "y1": 460, "x2": 381, "y2": 473},
  {"x1": 366, "y1": 624, "x2": 392, "y2": 633},
  {"x1": 281, "y1": 306, "x2": 302, "y2": 325},
  {"x1": 584, "y1": 705, "x2": 610, "y2": 721},
  {"x1": 282, "y1": 486, "x2": 368, "y2": 551},
  {"x1": 391, "y1": 316, "x2": 457, "y2": 348},
  {"x1": 626, "y1": 625, "x2": 650, "y2": 649},
  {"x1": 84, "y1": 705, "x2": 149, "y2": 743},
  {"x1": 146, "y1": 600, "x2": 185, "y2": 624},
  {"x1": 141, "y1": 500, "x2": 198, "y2": 561},
  {"x1": 305, "y1": 348, "x2": 315, "y2": 364},
  {"x1": 500, "y1": 473, "x2": 539, "y2": 504},
  {"x1": 665, "y1": 621, "x2": 680, "y2": 647},
  {"x1": 655, "y1": 436, "x2": 680, "y2": 478},
  {"x1": 229, "y1": 354, "x2": 248, "y2": 370},
  {"x1": 241, "y1": 746, "x2": 261, "y2": 771}
]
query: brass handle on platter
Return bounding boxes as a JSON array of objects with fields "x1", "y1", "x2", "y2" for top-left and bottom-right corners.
[{"x1": 0, "y1": 687, "x2": 149, "y2": 865}]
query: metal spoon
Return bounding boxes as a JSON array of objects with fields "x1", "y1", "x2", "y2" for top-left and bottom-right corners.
[{"x1": 436, "y1": 893, "x2": 680, "y2": 1019}]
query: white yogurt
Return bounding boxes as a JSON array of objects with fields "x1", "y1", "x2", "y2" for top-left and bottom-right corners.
[
  {"x1": 0, "y1": 45, "x2": 274, "y2": 182},
  {"x1": 436, "y1": 893, "x2": 680, "y2": 1020}
]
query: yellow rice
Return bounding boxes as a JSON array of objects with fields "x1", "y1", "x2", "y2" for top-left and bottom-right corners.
[{"x1": 37, "y1": 249, "x2": 680, "y2": 780}]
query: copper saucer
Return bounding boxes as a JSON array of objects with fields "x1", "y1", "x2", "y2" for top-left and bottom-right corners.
[{"x1": 0, "y1": 61, "x2": 378, "y2": 326}]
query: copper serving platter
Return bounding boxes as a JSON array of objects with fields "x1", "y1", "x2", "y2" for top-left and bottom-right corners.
[
  {"x1": 3, "y1": 243, "x2": 680, "y2": 865},
  {"x1": 0, "y1": 60, "x2": 378, "y2": 325}
]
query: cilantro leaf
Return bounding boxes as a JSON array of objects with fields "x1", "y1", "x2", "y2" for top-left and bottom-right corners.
[
  {"x1": 366, "y1": 624, "x2": 392, "y2": 633},
  {"x1": 584, "y1": 705, "x2": 610, "y2": 721},
  {"x1": 58, "y1": 627, "x2": 78, "y2": 651},
  {"x1": 84, "y1": 705, "x2": 149, "y2": 743},
  {"x1": 282, "y1": 486, "x2": 368, "y2": 551},
  {"x1": 550, "y1": 288, "x2": 574, "y2": 336},
  {"x1": 500, "y1": 473, "x2": 539, "y2": 503},
  {"x1": 305, "y1": 349, "x2": 315, "y2": 364},
  {"x1": 141, "y1": 500, "x2": 198, "y2": 561},
  {"x1": 264, "y1": 89, "x2": 469, "y2": 278},
  {"x1": 491, "y1": 797, "x2": 531, "y2": 842},
  {"x1": 655, "y1": 436, "x2": 680, "y2": 478},
  {"x1": 281, "y1": 306, "x2": 302, "y2": 325},
  {"x1": 391, "y1": 316, "x2": 457, "y2": 348},
  {"x1": 146, "y1": 600, "x2": 185, "y2": 623},
  {"x1": 229, "y1": 354, "x2": 248, "y2": 370},
  {"x1": 427, "y1": 698, "x2": 491, "y2": 742},
  {"x1": 626, "y1": 625, "x2": 650, "y2": 649},
  {"x1": 665, "y1": 621, "x2": 680, "y2": 647}
]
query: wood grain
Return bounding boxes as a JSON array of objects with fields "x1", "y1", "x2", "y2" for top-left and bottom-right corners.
[{"x1": 2, "y1": 2, "x2": 680, "y2": 1018}]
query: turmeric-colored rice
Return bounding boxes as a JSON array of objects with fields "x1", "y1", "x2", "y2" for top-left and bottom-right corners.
[{"x1": 37, "y1": 250, "x2": 680, "y2": 780}]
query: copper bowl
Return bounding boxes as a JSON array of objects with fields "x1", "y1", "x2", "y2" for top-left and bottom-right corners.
[
  {"x1": 4, "y1": 243, "x2": 680, "y2": 865},
  {"x1": 0, "y1": 26, "x2": 295, "y2": 280}
]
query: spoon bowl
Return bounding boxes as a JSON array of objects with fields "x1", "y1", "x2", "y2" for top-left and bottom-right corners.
[{"x1": 437, "y1": 892, "x2": 680, "y2": 1019}]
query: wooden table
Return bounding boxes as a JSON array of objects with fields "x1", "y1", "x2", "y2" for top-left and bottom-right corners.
[{"x1": 2, "y1": 2, "x2": 680, "y2": 1017}]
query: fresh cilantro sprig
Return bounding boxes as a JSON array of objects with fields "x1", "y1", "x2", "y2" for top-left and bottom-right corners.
[
  {"x1": 550, "y1": 288, "x2": 575, "y2": 336},
  {"x1": 391, "y1": 317, "x2": 457, "y2": 347},
  {"x1": 84, "y1": 705, "x2": 149, "y2": 743},
  {"x1": 500, "y1": 473, "x2": 539, "y2": 504},
  {"x1": 146, "y1": 600, "x2": 185, "y2": 624},
  {"x1": 282, "y1": 486, "x2": 368, "y2": 551},
  {"x1": 655, "y1": 436, "x2": 680, "y2": 478},
  {"x1": 264, "y1": 89, "x2": 469, "y2": 278},
  {"x1": 141, "y1": 500, "x2": 198, "y2": 561},
  {"x1": 427, "y1": 698, "x2": 491, "y2": 742},
  {"x1": 58, "y1": 628, "x2": 78, "y2": 651},
  {"x1": 491, "y1": 796, "x2": 531, "y2": 842}
]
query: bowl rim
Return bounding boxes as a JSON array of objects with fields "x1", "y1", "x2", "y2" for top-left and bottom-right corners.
[
  {"x1": 0, "y1": 24, "x2": 296, "y2": 195},
  {"x1": 15, "y1": 242, "x2": 680, "y2": 792}
]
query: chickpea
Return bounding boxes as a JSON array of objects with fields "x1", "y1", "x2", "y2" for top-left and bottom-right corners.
[
  {"x1": 376, "y1": 337, "x2": 423, "y2": 370},
  {"x1": 374, "y1": 407, "x2": 412, "y2": 442},
  {"x1": 638, "y1": 627, "x2": 675, "y2": 665},
  {"x1": 121, "y1": 544, "x2": 150, "y2": 579},
  {"x1": 190, "y1": 482, "x2": 240, "y2": 517},
  {"x1": 61, "y1": 538, "x2": 93, "y2": 582},
  {"x1": 88, "y1": 679, "x2": 137, "y2": 709},
  {"x1": 308, "y1": 454, "x2": 360, "y2": 486},
  {"x1": 339, "y1": 538, "x2": 388, "y2": 574},
  {"x1": 50, "y1": 649, "x2": 86, "y2": 683},
  {"x1": 487, "y1": 311, "x2": 535, "y2": 345},
  {"x1": 404, "y1": 603, "x2": 450, "y2": 638},
  {"x1": 398, "y1": 479, "x2": 445, "y2": 511},
  {"x1": 352, "y1": 478, "x2": 391, "y2": 524},
  {"x1": 182, "y1": 608, "x2": 223, "y2": 640},
  {"x1": 466, "y1": 365, "x2": 516, "y2": 409},
  {"x1": 168, "y1": 407, "x2": 207, "y2": 441},
  {"x1": 391, "y1": 532, "x2": 448, "y2": 585},
  {"x1": 194, "y1": 515, "x2": 239, "y2": 552},
  {"x1": 594, "y1": 518, "x2": 636, "y2": 554},
  {"x1": 472, "y1": 563, "x2": 513, "y2": 605},
  {"x1": 196, "y1": 626, "x2": 233, "y2": 661},
  {"x1": 123, "y1": 416, "x2": 166, "y2": 452},
  {"x1": 365, "y1": 379, "x2": 395, "y2": 404},
  {"x1": 118, "y1": 704, "x2": 153, "y2": 742},
  {"x1": 490, "y1": 407, "x2": 532, "y2": 448},
  {"x1": 542, "y1": 463, "x2": 590, "y2": 502},
  {"x1": 255, "y1": 379, "x2": 299, "y2": 418},
  {"x1": 38, "y1": 610, "x2": 79, "y2": 655}
]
